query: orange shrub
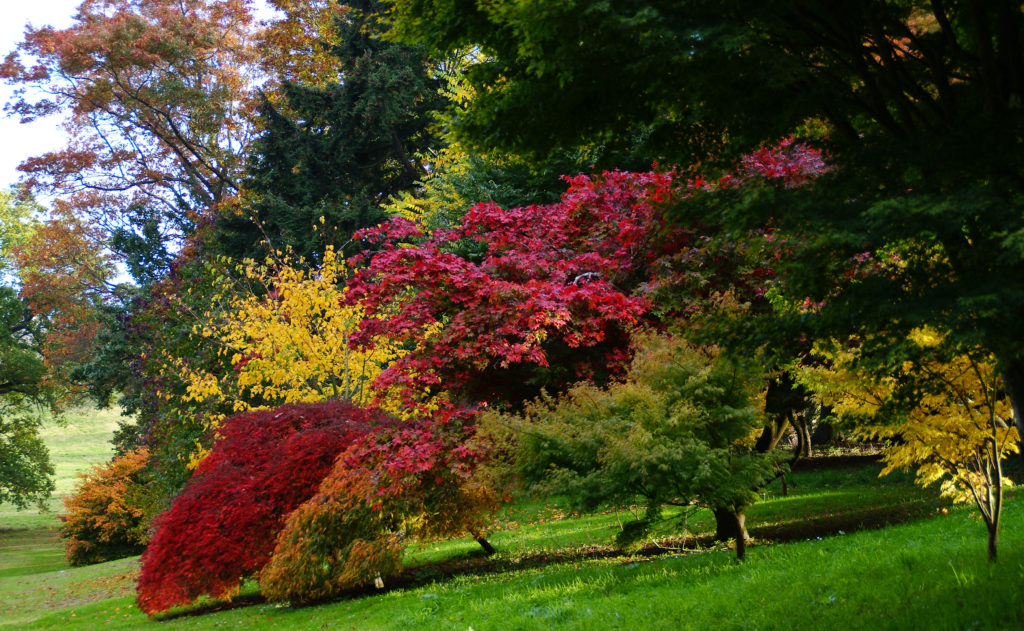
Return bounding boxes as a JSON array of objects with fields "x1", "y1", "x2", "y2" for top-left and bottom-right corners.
[{"x1": 61, "y1": 448, "x2": 155, "y2": 566}]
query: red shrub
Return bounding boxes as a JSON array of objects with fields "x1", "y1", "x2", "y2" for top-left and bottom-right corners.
[
  {"x1": 136, "y1": 400, "x2": 387, "y2": 615},
  {"x1": 259, "y1": 407, "x2": 497, "y2": 603}
]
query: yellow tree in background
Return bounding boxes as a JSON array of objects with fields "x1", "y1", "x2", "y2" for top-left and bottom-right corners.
[
  {"x1": 799, "y1": 328, "x2": 1018, "y2": 561},
  {"x1": 178, "y1": 246, "x2": 404, "y2": 427}
]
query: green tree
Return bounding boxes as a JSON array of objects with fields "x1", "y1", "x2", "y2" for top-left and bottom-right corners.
[
  {"x1": 489, "y1": 334, "x2": 775, "y2": 560},
  {"x1": 385, "y1": 0, "x2": 1024, "y2": 440},
  {"x1": 0, "y1": 190, "x2": 55, "y2": 508},
  {"x1": 216, "y1": 0, "x2": 446, "y2": 260}
]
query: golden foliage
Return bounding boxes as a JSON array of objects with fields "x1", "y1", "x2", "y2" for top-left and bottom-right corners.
[
  {"x1": 799, "y1": 328, "x2": 1018, "y2": 510},
  {"x1": 177, "y1": 246, "x2": 404, "y2": 428}
]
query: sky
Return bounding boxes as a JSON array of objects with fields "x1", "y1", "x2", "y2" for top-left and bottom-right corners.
[
  {"x1": 0, "y1": 1, "x2": 82, "y2": 191},
  {"x1": 0, "y1": 1, "x2": 277, "y2": 193}
]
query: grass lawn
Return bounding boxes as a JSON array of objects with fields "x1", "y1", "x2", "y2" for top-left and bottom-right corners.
[
  {"x1": 4, "y1": 496, "x2": 1020, "y2": 631},
  {"x1": 0, "y1": 404, "x2": 124, "y2": 529},
  {"x1": 3, "y1": 409, "x2": 1017, "y2": 631}
]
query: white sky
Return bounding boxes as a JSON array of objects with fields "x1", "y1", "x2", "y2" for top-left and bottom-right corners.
[{"x1": 0, "y1": 1, "x2": 81, "y2": 191}]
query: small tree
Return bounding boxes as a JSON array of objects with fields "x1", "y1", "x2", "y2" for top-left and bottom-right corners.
[
  {"x1": 259, "y1": 407, "x2": 496, "y2": 603},
  {"x1": 61, "y1": 448, "x2": 155, "y2": 566},
  {"x1": 799, "y1": 327, "x2": 1019, "y2": 561},
  {"x1": 136, "y1": 401, "x2": 382, "y2": 615},
  {"x1": 178, "y1": 246, "x2": 404, "y2": 419},
  {"x1": 491, "y1": 334, "x2": 775, "y2": 560}
]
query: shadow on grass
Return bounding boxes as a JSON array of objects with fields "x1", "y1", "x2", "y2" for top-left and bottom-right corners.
[{"x1": 154, "y1": 494, "x2": 944, "y2": 621}]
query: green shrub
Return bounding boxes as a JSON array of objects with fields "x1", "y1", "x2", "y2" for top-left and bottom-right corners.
[{"x1": 489, "y1": 334, "x2": 777, "y2": 558}]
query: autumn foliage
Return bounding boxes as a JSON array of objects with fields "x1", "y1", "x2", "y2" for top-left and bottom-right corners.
[
  {"x1": 799, "y1": 328, "x2": 1019, "y2": 559},
  {"x1": 347, "y1": 141, "x2": 828, "y2": 406},
  {"x1": 178, "y1": 246, "x2": 403, "y2": 420},
  {"x1": 136, "y1": 401, "x2": 384, "y2": 614},
  {"x1": 61, "y1": 448, "x2": 154, "y2": 566},
  {"x1": 347, "y1": 170, "x2": 674, "y2": 404},
  {"x1": 260, "y1": 407, "x2": 496, "y2": 603}
]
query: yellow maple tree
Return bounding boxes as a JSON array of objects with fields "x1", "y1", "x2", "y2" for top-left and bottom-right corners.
[
  {"x1": 178, "y1": 246, "x2": 405, "y2": 426},
  {"x1": 799, "y1": 327, "x2": 1017, "y2": 561}
]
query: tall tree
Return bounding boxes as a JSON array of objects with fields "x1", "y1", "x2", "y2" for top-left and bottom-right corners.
[
  {"x1": 384, "y1": 0, "x2": 1024, "y2": 437},
  {"x1": 217, "y1": 0, "x2": 446, "y2": 260},
  {"x1": 1, "y1": 0, "x2": 259, "y2": 244},
  {"x1": 0, "y1": 190, "x2": 55, "y2": 509}
]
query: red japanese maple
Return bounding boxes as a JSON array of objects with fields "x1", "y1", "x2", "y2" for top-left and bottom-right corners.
[
  {"x1": 346, "y1": 140, "x2": 827, "y2": 405},
  {"x1": 346, "y1": 170, "x2": 676, "y2": 403},
  {"x1": 135, "y1": 400, "x2": 386, "y2": 614},
  {"x1": 259, "y1": 406, "x2": 497, "y2": 603}
]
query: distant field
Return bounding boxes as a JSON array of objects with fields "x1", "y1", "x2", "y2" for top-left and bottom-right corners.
[{"x1": 0, "y1": 405, "x2": 126, "y2": 532}]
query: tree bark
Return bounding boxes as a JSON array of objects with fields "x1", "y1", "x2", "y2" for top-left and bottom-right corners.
[
  {"x1": 795, "y1": 417, "x2": 813, "y2": 458},
  {"x1": 469, "y1": 528, "x2": 496, "y2": 555},
  {"x1": 475, "y1": 536, "x2": 496, "y2": 556},
  {"x1": 1001, "y1": 360, "x2": 1024, "y2": 462},
  {"x1": 987, "y1": 523, "x2": 998, "y2": 562},
  {"x1": 712, "y1": 507, "x2": 749, "y2": 561}
]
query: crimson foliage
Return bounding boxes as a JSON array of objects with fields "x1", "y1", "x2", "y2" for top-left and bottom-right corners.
[
  {"x1": 347, "y1": 170, "x2": 672, "y2": 404},
  {"x1": 136, "y1": 400, "x2": 387, "y2": 614},
  {"x1": 347, "y1": 140, "x2": 827, "y2": 405},
  {"x1": 260, "y1": 407, "x2": 497, "y2": 603}
]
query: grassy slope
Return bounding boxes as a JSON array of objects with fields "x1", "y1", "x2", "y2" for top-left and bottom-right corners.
[
  {"x1": 0, "y1": 405, "x2": 125, "y2": 584},
  {"x1": 3, "y1": 412, "x2": 1017, "y2": 631},
  {"x1": 7, "y1": 497, "x2": 1022, "y2": 631},
  {"x1": 0, "y1": 405, "x2": 123, "y2": 529}
]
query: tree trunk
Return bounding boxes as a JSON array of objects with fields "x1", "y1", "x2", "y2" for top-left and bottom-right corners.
[
  {"x1": 755, "y1": 416, "x2": 791, "y2": 452},
  {"x1": 469, "y1": 528, "x2": 496, "y2": 556},
  {"x1": 1002, "y1": 360, "x2": 1024, "y2": 462},
  {"x1": 798, "y1": 418, "x2": 813, "y2": 458},
  {"x1": 987, "y1": 522, "x2": 998, "y2": 562},
  {"x1": 712, "y1": 507, "x2": 749, "y2": 561},
  {"x1": 757, "y1": 377, "x2": 796, "y2": 453},
  {"x1": 475, "y1": 536, "x2": 496, "y2": 556}
]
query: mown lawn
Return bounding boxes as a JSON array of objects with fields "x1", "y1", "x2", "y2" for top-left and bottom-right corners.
[
  {"x1": 0, "y1": 404, "x2": 123, "y2": 530},
  {"x1": 3, "y1": 408, "x2": 1017, "y2": 631},
  {"x1": 5, "y1": 497, "x2": 1021, "y2": 631}
]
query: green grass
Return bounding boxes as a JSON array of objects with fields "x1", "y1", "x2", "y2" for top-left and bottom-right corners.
[
  {"x1": 0, "y1": 404, "x2": 124, "y2": 529},
  {"x1": 0, "y1": 404, "x2": 127, "y2": 581},
  {"x1": 6, "y1": 496, "x2": 1022, "y2": 631},
  {"x1": 2, "y1": 414, "x2": 1014, "y2": 631},
  {"x1": 0, "y1": 528, "x2": 66, "y2": 579}
]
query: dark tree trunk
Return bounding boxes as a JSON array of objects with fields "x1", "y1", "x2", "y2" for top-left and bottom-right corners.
[
  {"x1": 987, "y1": 523, "x2": 998, "y2": 562},
  {"x1": 1002, "y1": 360, "x2": 1024, "y2": 463},
  {"x1": 795, "y1": 417, "x2": 813, "y2": 458},
  {"x1": 475, "y1": 536, "x2": 496, "y2": 556},
  {"x1": 469, "y1": 528, "x2": 496, "y2": 555},
  {"x1": 757, "y1": 376, "x2": 797, "y2": 453},
  {"x1": 755, "y1": 416, "x2": 791, "y2": 452},
  {"x1": 712, "y1": 507, "x2": 749, "y2": 561}
]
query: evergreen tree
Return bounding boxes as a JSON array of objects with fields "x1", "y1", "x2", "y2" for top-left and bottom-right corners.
[{"x1": 218, "y1": 0, "x2": 445, "y2": 260}]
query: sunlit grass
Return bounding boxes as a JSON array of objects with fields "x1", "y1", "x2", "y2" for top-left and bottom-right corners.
[
  {"x1": 11, "y1": 498, "x2": 1023, "y2": 630},
  {"x1": 4, "y1": 406, "x2": 1009, "y2": 631},
  {"x1": 0, "y1": 404, "x2": 126, "y2": 527}
]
